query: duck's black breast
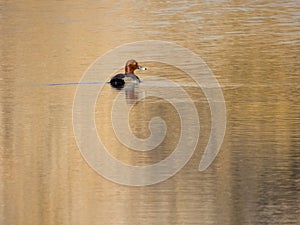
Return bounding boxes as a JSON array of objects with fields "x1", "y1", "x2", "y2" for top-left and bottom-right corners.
[{"x1": 110, "y1": 74, "x2": 125, "y2": 89}]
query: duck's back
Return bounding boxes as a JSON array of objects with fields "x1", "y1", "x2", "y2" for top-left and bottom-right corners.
[{"x1": 110, "y1": 74, "x2": 125, "y2": 88}]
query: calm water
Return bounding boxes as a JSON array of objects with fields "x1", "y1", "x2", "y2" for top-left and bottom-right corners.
[{"x1": 1, "y1": 1, "x2": 299, "y2": 225}]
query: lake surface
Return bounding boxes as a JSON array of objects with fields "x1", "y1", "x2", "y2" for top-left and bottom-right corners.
[{"x1": 1, "y1": 1, "x2": 299, "y2": 225}]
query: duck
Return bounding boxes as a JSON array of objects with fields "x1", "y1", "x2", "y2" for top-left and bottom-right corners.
[{"x1": 110, "y1": 59, "x2": 147, "y2": 89}]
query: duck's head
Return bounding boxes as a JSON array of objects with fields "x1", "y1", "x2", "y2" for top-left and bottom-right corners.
[{"x1": 125, "y1": 59, "x2": 147, "y2": 74}]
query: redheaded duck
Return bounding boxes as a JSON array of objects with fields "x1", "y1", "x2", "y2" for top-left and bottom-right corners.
[{"x1": 110, "y1": 59, "x2": 146, "y2": 88}]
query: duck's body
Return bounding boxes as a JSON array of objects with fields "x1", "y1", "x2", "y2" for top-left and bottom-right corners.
[{"x1": 110, "y1": 59, "x2": 146, "y2": 89}]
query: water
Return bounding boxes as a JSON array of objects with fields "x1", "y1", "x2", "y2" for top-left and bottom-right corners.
[{"x1": 1, "y1": 0, "x2": 299, "y2": 225}]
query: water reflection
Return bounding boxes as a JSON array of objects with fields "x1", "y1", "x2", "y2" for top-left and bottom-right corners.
[{"x1": 123, "y1": 83, "x2": 144, "y2": 106}]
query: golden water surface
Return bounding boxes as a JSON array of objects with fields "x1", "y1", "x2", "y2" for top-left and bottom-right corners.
[{"x1": 1, "y1": 1, "x2": 299, "y2": 225}]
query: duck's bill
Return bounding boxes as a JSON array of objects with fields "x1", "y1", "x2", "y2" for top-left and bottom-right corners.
[{"x1": 138, "y1": 65, "x2": 147, "y2": 70}]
